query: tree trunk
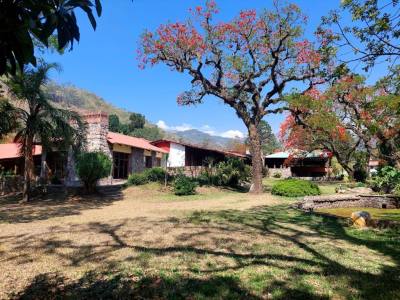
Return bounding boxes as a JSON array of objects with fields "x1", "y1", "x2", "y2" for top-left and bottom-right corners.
[
  {"x1": 248, "y1": 123, "x2": 263, "y2": 194},
  {"x1": 22, "y1": 136, "x2": 34, "y2": 202}
]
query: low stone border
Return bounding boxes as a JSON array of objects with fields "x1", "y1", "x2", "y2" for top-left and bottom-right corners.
[
  {"x1": 308, "y1": 210, "x2": 400, "y2": 230},
  {"x1": 298, "y1": 194, "x2": 400, "y2": 211}
]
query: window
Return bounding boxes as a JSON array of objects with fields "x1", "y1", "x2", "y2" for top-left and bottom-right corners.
[{"x1": 145, "y1": 155, "x2": 152, "y2": 168}]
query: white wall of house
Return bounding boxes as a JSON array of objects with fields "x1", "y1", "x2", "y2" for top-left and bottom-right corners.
[{"x1": 168, "y1": 143, "x2": 186, "y2": 167}]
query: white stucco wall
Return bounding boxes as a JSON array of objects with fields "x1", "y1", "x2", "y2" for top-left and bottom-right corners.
[{"x1": 168, "y1": 143, "x2": 186, "y2": 167}]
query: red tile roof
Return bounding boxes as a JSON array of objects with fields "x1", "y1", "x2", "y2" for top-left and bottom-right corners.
[
  {"x1": 107, "y1": 132, "x2": 168, "y2": 153},
  {"x1": 0, "y1": 143, "x2": 42, "y2": 160}
]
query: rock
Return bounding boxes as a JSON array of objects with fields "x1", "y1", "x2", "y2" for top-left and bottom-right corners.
[{"x1": 351, "y1": 211, "x2": 372, "y2": 228}]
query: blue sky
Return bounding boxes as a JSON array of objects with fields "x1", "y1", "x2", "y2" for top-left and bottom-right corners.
[{"x1": 44, "y1": 0, "x2": 350, "y2": 138}]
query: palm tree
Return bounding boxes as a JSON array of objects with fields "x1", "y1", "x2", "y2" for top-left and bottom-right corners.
[
  {"x1": 0, "y1": 99, "x2": 17, "y2": 139},
  {"x1": 5, "y1": 63, "x2": 86, "y2": 202}
]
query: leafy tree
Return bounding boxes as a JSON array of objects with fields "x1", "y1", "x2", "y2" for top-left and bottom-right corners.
[
  {"x1": 0, "y1": 0, "x2": 102, "y2": 76},
  {"x1": 139, "y1": 1, "x2": 335, "y2": 193},
  {"x1": 254, "y1": 120, "x2": 280, "y2": 155},
  {"x1": 129, "y1": 112, "x2": 146, "y2": 131},
  {"x1": 323, "y1": 0, "x2": 400, "y2": 70},
  {"x1": 280, "y1": 113, "x2": 360, "y2": 178},
  {"x1": 282, "y1": 74, "x2": 400, "y2": 177},
  {"x1": 131, "y1": 127, "x2": 163, "y2": 141},
  {"x1": 4, "y1": 63, "x2": 85, "y2": 201},
  {"x1": 109, "y1": 114, "x2": 121, "y2": 132},
  {"x1": 0, "y1": 99, "x2": 18, "y2": 139},
  {"x1": 75, "y1": 152, "x2": 111, "y2": 193}
]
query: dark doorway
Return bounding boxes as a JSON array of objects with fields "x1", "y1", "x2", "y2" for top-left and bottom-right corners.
[
  {"x1": 113, "y1": 152, "x2": 129, "y2": 179},
  {"x1": 145, "y1": 155, "x2": 152, "y2": 168}
]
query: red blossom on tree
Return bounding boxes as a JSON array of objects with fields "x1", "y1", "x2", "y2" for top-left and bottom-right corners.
[
  {"x1": 283, "y1": 73, "x2": 400, "y2": 176},
  {"x1": 138, "y1": 1, "x2": 335, "y2": 193}
]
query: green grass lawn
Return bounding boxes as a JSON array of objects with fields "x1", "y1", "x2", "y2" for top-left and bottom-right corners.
[
  {"x1": 316, "y1": 207, "x2": 400, "y2": 222},
  {"x1": 1, "y1": 184, "x2": 400, "y2": 299}
]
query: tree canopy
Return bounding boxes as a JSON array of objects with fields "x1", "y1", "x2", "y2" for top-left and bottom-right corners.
[
  {"x1": 323, "y1": 0, "x2": 400, "y2": 71},
  {"x1": 139, "y1": 1, "x2": 336, "y2": 193},
  {"x1": 0, "y1": 0, "x2": 102, "y2": 76},
  {"x1": 3, "y1": 63, "x2": 86, "y2": 201},
  {"x1": 281, "y1": 74, "x2": 400, "y2": 176}
]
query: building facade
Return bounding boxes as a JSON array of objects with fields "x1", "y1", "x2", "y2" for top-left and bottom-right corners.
[{"x1": 0, "y1": 112, "x2": 168, "y2": 186}]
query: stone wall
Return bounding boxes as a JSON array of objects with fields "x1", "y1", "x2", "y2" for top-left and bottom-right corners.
[
  {"x1": 299, "y1": 194, "x2": 400, "y2": 211},
  {"x1": 269, "y1": 167, "x2": 291, "y2": 178}
]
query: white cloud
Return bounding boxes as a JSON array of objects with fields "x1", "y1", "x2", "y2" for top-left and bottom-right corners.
[
  {"x1": 156, "y1": 120, "x2": 245, "y2": 139},
  {"x1": 174, "y1": 124, "x2": 193, "y2": 131},
  {"x1": 156, "y1": 120, "x2": 168, "y2": 130},
  {"x1": 156, "y1": 120, "x2": 192, "y2": 132},
  {"x1": 220, "y1": 130, "x2": 245, "y2": 139}
]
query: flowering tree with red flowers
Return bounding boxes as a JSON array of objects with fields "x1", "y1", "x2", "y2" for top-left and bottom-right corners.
[
  {"x1": 139, "y1": 1, "x2": 334, "y2": 193},
  {"x1": 282, "y1": 74, "x2": 400, "y2": 177}
]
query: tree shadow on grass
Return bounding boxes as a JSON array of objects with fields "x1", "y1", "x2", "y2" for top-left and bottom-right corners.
[
  {"x1": 15, "y1": 271, "x2": 329, "y2": 300},
  {"x1": 4, "y1": 205, "x2": 400, "y2": 299},
  {"x1": 0, "y1": 187, "x2": 123, "y2": 224},
  {"x1": 186, "y1": 205, "x2": 400, "y2": 299}
]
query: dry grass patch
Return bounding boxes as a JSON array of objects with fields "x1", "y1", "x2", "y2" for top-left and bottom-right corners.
[{"x1": 0, "y1": 184, "x2": 399, "y2": 299}]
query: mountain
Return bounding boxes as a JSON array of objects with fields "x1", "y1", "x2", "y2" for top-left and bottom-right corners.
[
  {"x1": 44, "y1": 82, "x2": 131, "y2": 123},
  {"x1": 43, "y1": 82, "x2": 244, "y2": 150},
  {"x1": 165, "y1": 129, "x2": 244, "y2": 150}
]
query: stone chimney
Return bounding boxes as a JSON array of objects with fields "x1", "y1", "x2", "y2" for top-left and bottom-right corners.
[
  {"x1": 65, "y1": 111, "x2": 112, "y2": 186},
  {"x1": 82, "y1": 111, "x2": 112, "y2": 157}
]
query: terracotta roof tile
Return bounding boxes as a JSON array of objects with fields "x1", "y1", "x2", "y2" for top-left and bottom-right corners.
[
  {"x1": 0, "y1": 144, "x2": 42, "y2": 160},
  {"x1": 107, "y1": 132, "x2": 168, "y2": 153}
]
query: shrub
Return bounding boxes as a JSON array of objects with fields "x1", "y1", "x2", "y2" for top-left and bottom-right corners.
[
  {"x1": 370, "y1": 166, "x2": 400, "y2": 194},
  {"x1": 271, "y1": 179, "x2": 321, "y2": 197},
  {"x1": 393, "y1": 184, "x2": 400, "y2": 197},
  {"x1": 196, "y1": 171, "x2": 211, "y2": 186},
  {"x1": 353, "y1": 167, "x2": 368, "y2": 183},
  {"x1": 143, "y1": 167, "x2": 166, "y2": 182},
  {"x1": 174, "y1": 174, "x2": 197, "y2": 196},
  {"x1": 272, "y1": 172, "x2": 282, "y2": 178},
  {"x1": 127, "y1": 173, "x2": 148, "y2": 186},
  {"x1": 75, "y1": 152, "x2": 112, "y2": 192},
  {"x1": 214, "y1": 158, "x2": 251, "y2": 187}
]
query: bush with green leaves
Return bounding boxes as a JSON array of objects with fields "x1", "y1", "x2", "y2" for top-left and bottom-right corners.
[
  {"x1": 75, "y1": 152, "x2": 112, "y2": 192},
  {"x1": 271, "y1": 179, "x2": 321, "y2": 197},
  {"x1": 174, "y1": 174, "x2": 197, "y2": 196},
  {"x1": 143, "y1": 167, "x2": 166, "y2": 182},
  {"x1": 370, "y1": 166, "x2": 400, "y2": 194},
  {"x1": 126, "y1": 167, "x2": 167, "y2": 186},
  {"x1": 393, "y1": 184, "x2": 400, "y2": 197},
  {"x1": 127, "y1": 173, "x2": 148, "y2": 186},
  {"x1": 214, "y1": 158, "x2": 251, "y2": 187}
]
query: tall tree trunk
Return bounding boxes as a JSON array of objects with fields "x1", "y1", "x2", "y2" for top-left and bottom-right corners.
[
  {"x1": 248, "y1": 123, "x2": 263, "y2": 194},
  {"x1": 22, "y1": 136, "x2": 34, "y2": 202}
]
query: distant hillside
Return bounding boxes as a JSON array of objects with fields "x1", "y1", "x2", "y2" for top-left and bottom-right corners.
[
  {"x1": 44, "y1": 83, "x2": 131, "y2": 123},
  {"x1": 165, "y1": 129, "x2": 244, "y2": 150},
  {"x1": 43, "y1": 82, "x2": 244, "y2": 150}
]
